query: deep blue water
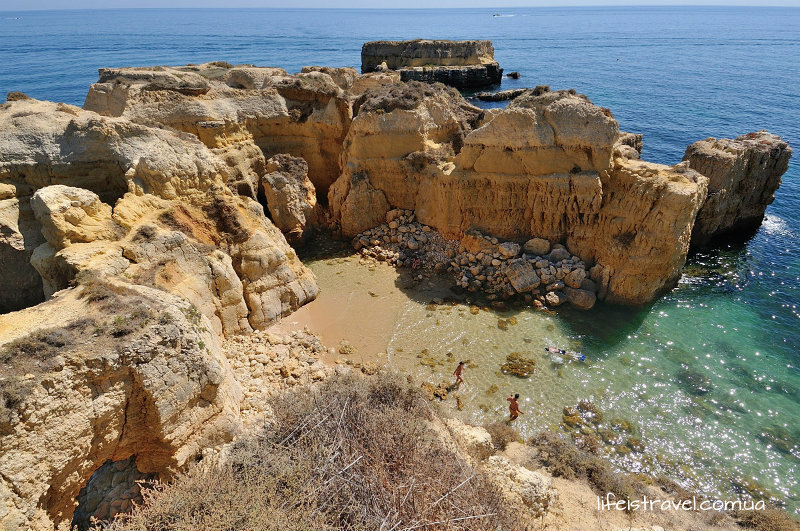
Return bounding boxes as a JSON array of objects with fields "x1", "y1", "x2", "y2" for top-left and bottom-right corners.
[{"x1": 1, "y1": 6, "x2": 798, "y2": 512}]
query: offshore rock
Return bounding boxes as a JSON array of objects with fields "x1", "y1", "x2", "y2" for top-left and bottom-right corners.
[
  {"x1": 361, "y1": 39, "x2": 496, "y2": 71},
  {"x1": 683, "y1": 131, "x2": 792, "y2": 246},
  {"x1": 361, "y1": 39, "x2": 502, "y2": 89},
  {"x1": 475, "y1": 88, "x2": 527, "y2": 102}
]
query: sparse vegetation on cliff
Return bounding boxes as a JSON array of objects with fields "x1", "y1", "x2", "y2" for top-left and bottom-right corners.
[{"x1": 102, "y1": 373, "x2": 513, "y2": 531}]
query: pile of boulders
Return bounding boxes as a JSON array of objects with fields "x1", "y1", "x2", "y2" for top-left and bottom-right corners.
[
  {"x1": 223, "y1": 329, "x2": 333, "y2": 422},
  {"x1": 352, "y1": 209, "x2": 458, "y2": 272},
  {"x1": 448, "y1": 230, "x2": 599, "y2": 309},
  {"x1": 353, "y1": 216, "x2": 601, "y2": 310}
]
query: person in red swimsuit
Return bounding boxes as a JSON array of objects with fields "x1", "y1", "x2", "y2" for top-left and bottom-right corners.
[
  {"x1": 453, "y1": 361, "x2": 465, "y2": 386},
  {"x1": 507, "y1": 393, "x2": 523, "y2": 421}
]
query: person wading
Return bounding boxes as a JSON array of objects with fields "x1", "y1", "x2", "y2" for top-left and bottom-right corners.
[
  {"x1": 507, "y1": 393, "x2": 523, "y2": 421},
  {"x1": 453, "y1": 361, "x2": 465, "y2": 386}
]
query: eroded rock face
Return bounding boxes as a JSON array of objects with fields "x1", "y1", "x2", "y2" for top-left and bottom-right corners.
[
  {"x1": 329, "y1": 84, "x2": 715, "y2": 304},
  {"x1": 0, "y1": 97, "x2": 318, "y2": 335},
  {"x1": 0, "y1": 281, "x2": 243, "y2": 531},
  {"x1": 362, "y1": 40, "x2": 502, "y2": 89},
  {"x1": 84, "y1": 63, "x2": 353, "y2": 195},
  {"x1": 330, "y1": 81, "x2": 483, "y2": 235},
  {"x1": 362, "y1": 39, "x2": 496, "y2": 71},
  {"x1": 262, "y1": 154, "x2": 319, "y2": 245},
  {"x1": 0, "y1": 187, "x2": 45, "y2": 312},
  {"x1": 684, "y1": 131, "x2": 792, "y2": 246}
]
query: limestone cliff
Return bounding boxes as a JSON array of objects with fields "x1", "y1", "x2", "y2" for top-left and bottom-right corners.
[
  {"x1": 362, "y1": 40, "x2": 496, "y2": 71},
  {"x1": 330, "y1": 85, "x2": 711, "y2": 305},
  {"x1": 0, "y1": 281, "x2": 243, "y2": 531},
  {"x1": 0, "y1": 97, "x2": 317, "y2": 335},
  {"x1": 683, "y1": 131, "x2": 792, "y2": 246},
  {"x1": 83, "y1": 63, "x2": 353, "y2": 195}
]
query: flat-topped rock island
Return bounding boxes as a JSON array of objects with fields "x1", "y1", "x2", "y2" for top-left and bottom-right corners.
[{"x1": 361, "y1": 39, "x2": 504, "y2": 88}]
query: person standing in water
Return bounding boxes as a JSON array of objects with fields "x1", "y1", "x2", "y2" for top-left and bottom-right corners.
[
  {"x1": 507, "y1": 393, "x2": 523, "y2": 421},
  {"x1": 453, "y1": 361, "x2": 465, "y2": 386}
]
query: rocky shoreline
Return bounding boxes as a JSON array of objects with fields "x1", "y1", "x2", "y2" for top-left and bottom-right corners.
[
  {"x1": 353, "y1": 209, "x2": 600, "y2": 310},
  {"x1": 0, "y1": 45, "x2": 795, "y2": 530}
]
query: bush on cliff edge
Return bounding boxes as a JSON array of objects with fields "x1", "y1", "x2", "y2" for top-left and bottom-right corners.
[{"x1": 102, "y1": 373, "x2": 512, "y2": 531}]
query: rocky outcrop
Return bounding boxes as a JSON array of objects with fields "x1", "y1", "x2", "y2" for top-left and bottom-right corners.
[
  {"x1": 330, "y1": 81, "x2": 483, "y2": 234},
  {"x1": 330, "y1": 84, "x2": 713, "y2": 305},
  {"x1": 83, "y1": 63, "x2": 353, "y2": 195},
  {"x1": 399, "y1": 64, "x2": 503, "y2": 89},
  {"x1": 361, "y1": 40, "x2": 503, "y2": 88},
  {"x1": 262, "y1": 154, "x2": 319, "y2": 245},
  {"x1": 484, "y1": 455, "x2": 554, "y2": 516},
  {"x1": 683, "y1": 131, "x2": 792, "y2": 246},
  {"x1": 362, "y1": 39, "x2": 496, "y2": 71},
  {"x1": 475, "y1": 88, "x2": 527, "y2": 102},
  {"x1": 0, "y1": 97, "x2": 318, "y2": 335},
  {"x1": 0, "y1": 281, "x2": 243, "y2": 531}
]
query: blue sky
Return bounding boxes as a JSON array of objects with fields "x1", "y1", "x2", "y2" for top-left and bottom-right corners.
[{"x1": 3, "y1": 0, "x2": 800, "y2": 9}]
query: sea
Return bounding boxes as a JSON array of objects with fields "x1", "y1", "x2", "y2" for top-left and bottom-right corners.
[{"x1": 1, "y1": 5, "x2": 798, "y2": 513}]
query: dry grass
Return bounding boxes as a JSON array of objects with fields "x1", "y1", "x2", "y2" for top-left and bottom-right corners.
[
  {"x1": 102, "y1": 373, "x2": 512, "y2": 531},
  {"x1": 483, "y1": 422, "x2": 521, "y2": 451},
  {"x1": 529, "y1": 431, "x2": 644, "y2": 512},
  {"x1": 0, "y1": 326, "x2": 73, "y2": 435},
  {"x1": 734, "y1": 508, "x2": 800, "y2": 531}
]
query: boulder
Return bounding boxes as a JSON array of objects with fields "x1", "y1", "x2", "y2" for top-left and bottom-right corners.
[
  {"x1": 484, "y1": 455, "x2": 553, "y2": 515},
  {"x1": 523, "y1": 237, "x2": 550, "y2": 256},
  {"x1": 564, "y1": 267, "x2": 586, "y2": 289},
  {"x1": 30, "y1": 185, "x2": 121, "y2": 250},
  {"x1": 545, "y1": 290, "x2": 568, "y2": 307},
  {"x1": 563, "y1": 286, "x2": 597, "y2": 310},
  {"x1": 505, "y1": 259, "x2": 540, "y2": 293},
  {"x1": 498, "y1": 241, "x2": 520, "y2": 258},
  {"x1": 546, "y1": 247, "x2": 571, "y2": 263},
  {"x1": 445, "y1": 418, "x2": 494, "y2": 460}
]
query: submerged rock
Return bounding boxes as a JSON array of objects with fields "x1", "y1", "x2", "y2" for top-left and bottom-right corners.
[{"x1": 501, "y1": 352, "x2": 537, "y2": 377}]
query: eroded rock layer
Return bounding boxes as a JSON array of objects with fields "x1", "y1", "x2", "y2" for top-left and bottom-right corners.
[
  {"x1": 683, "y1": 131, "x2": 792, "y2": 246},
  {"x1": 0, "y1": 97, "x2": 317, "y2": 334},
  {"x1": 0, "y1": 281, "x2": 242, "y2": 531},
  {"x1": 329, "y1": 83, "x2": 717, "y2": 304},
  {"x1": 361, "y1": 39, "x2": 503, "y2": 88},
  {"x1": 83, "y1": 63, "x2": 353, "y2": 195}
]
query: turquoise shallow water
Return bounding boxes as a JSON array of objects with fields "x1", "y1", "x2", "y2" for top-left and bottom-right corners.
[{"x1": 1, "y1": 5, "x2": 798, "y2": 512}]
